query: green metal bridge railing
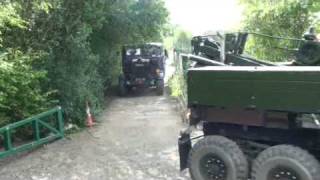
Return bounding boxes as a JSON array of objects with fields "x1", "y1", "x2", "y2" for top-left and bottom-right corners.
[{"x1": 0, "y1": 107, "x2": 64, "y2": 159}]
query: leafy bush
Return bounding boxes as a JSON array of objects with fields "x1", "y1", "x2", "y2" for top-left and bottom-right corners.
[
  {"x1": 0, "y1": 3, "x2": 52, "y2": 126},
  {"x1": 0, "y1": 50, "x2": 53, "y2": 127},
  {"x1": 168, "y1": 29, "x2": 192, "y2": 99},
  {"x1": 0, "y1": 0, "x2": 168, "y2": 127},
  {"x1": 240, "y1": 0, "x2": 320, "y2": 62}
]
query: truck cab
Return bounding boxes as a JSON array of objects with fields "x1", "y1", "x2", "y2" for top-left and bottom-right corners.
[{"x1": 119, "y1": 43, "x2": 167, "y2": 95}]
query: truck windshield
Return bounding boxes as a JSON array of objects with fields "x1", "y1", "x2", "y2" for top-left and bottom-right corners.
[
  {"x1": 143, "y1": 46, "x2": 162, "y2": 56},
  {"x1": 126, "y1": 48, "x2": 141, "y2": 56}
]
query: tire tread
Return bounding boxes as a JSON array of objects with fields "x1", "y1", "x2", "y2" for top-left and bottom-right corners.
[
  {"x1": 252, "y1": 145, "x2": 320, "y2": 180},
  {"x1": 188, "y1": 135, "x2": 248, "y2": 180}
]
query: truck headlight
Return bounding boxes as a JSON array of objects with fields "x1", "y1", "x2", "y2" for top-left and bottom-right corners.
[{"x1": 156, "y1": 69, "x2": 164, "y2": 77}]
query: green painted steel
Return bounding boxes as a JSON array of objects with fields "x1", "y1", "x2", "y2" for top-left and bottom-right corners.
[
  {"x1": 188, "y1": 66, "x2": 320, "y2": 113},
  {"x1": 0, "y1": 107, "x2": 64, "y2": 159}
]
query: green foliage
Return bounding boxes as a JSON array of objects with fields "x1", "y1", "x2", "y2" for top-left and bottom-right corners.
[
  {"x1": 164, "y1": 26, "x2": 192, "y2": 52},
  {"x1": 0, "y1": 0, "x2": 168, "y2": 127},
  {"x1": 168, "y1": 71, "x2": 186, "y2": 98},
  {"x1": 168, "y1": 28, "x2": 191, "y2": 100},
  {"x1": 240, "y1": 0, "x2": 320, "y2": 62},
  {"x1": 173, "y1": 28, "x2": 193, "y2": 53},
  {"x1": 0, "y1": 3, "x2": 26, "y2": 47},
  {"x1": 0, "y1": 50, "x2": 53, "y2": 127}
]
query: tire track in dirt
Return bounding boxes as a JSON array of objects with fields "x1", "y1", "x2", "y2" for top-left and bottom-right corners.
[{"x1": 0, "y1": 92, "x2": 190, "y2": 180}]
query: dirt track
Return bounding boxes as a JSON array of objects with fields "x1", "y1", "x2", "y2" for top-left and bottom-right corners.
[{"x1": 0, "y1": 91, "x2": 190, "y2": 180}]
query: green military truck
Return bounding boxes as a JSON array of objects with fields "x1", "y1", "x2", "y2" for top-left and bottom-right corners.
[{"x1": 178, "y1": 28, "x2": 320, "y2": 180}]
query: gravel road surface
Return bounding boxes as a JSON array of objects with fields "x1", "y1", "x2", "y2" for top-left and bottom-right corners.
[{"x1": 0, "y1": 92, "x2": 190, "y2": 180}]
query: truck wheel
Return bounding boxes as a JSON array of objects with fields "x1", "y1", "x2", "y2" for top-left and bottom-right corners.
[
  {"x1": 156, "y1": 79, "x2": 164, "y2": 95},
  {"x1": 252, "y1": 145, "x2": 320, "y2": 180},
  {"x1": 118, "y1": 75, "x2": 128, "y2": 96},
  {"x1": 188, "y1": 136, "x2": 248, "y2": 180}
]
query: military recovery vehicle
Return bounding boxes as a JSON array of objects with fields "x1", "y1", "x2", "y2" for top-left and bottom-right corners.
[
  {"x1": 178, "y1": 28, "x2": 320, "y2": 180},
  {"x1": 119, "y1": 43, "x2": 167, "y2": 95}
]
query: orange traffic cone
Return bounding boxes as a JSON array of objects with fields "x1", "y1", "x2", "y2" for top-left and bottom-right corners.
[{"x1": 86, "y1": 102, "x2": 94, "y2": 127}]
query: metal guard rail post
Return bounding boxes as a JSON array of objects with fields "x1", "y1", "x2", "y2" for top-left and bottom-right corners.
[{"x1": 0, "y1": 106, "x2": 64, "y2": 159}]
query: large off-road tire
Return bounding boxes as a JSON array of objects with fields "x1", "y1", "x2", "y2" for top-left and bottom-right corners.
[
  {"x1": 188, "y1": 136, "x2": 248, "y2": 180},
  {"x1": 252, "y1": 145, "x2": 320, "y2": 180},
  {"x1": 118, "y1": 75, "x2": 128, "y2": 96},
  {"x1": 156, "y1": 79, "x2": 164, "y2": 95}
]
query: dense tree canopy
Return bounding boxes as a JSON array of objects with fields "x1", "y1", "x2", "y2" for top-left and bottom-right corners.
[
  {"x1": 240, "y1": 0, "x2": 320, "y2": 61},
  {"x1": 0, "y1": 0, "x2": 168, "y2": 126}
]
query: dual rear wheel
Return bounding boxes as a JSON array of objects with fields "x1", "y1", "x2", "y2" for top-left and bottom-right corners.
[
  {"x1": 189, "y1": 136, "x2": 320, "y2": 180},
  {"x1": 188, "y1": 136, "x2": 248, "y2": 180},
  {"x1": 252, "y1": 145, "x2": 320, "y2": 180}
]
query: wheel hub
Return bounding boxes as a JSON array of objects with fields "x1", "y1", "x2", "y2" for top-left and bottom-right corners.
[
  {"x1": 200, "y1": 155, "x2": 227, "y2": 180},
  {"x1": 269, "y1": 167, "x2": 299, "y2": 180}
]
